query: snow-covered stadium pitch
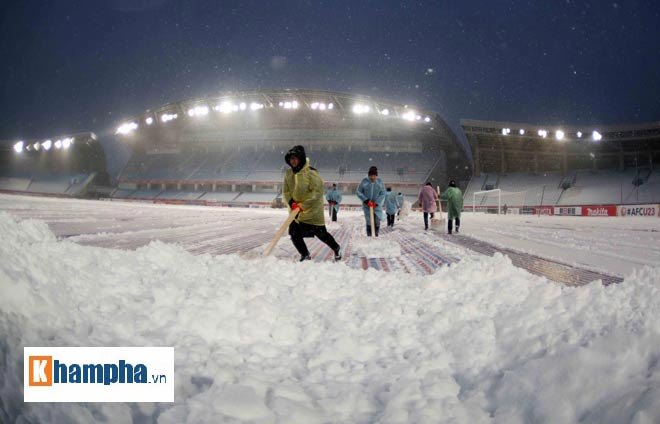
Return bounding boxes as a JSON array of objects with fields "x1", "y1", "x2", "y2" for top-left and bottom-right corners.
[{"x1": 1, "y1": 193, "x2": 660, "y2": 423}]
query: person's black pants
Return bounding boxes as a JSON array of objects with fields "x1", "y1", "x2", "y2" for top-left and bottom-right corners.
[
  {"x1": 365, "y1": 215, "x2": 380, "y2": 237},
  {"x1": 448, "y1": 217, "x2": 461, "y2": 234},
  {"x1": 289, "y1": 221, "x2": 339, "y2": 256},
  {"x1": 331, "y1": 207, "x2": 337, "y2": 222},
  {"x1": 386, "y1": 213, "x2": 395, "y2": 227},
  {"x1": 423, "y1": 212, "x2": 435, "y2": 229}
]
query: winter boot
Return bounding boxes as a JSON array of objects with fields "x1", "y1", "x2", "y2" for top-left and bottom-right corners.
[
  {"x1": 300, "y1": 254, "x2": 311, "y2": 262},
  {"x1": 333, "y1": 247, "x2": 342, "y2": 261}
]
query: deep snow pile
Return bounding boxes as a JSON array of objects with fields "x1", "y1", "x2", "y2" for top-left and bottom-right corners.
[{"x1": 1, "y1": 211, "x2": 660, "y2": 423}]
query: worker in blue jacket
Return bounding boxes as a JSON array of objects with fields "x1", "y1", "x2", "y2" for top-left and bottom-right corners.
[{"x1": 356, "y1": 166, "x2": 386, "y2": 236}]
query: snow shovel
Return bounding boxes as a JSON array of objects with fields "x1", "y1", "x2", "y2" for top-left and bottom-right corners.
[
  {"x1": 431, "y1": 186, "x2": 445, "y2": 228},
  {"x1": 369, "y1": 205, "x2": 376, "y2": 237},
  {"x1": 328, "y1": 202, "x2": 333, "y2": 218},
  {"x1": 263, "y1": 206, "x2": 300, "y2": 257}
]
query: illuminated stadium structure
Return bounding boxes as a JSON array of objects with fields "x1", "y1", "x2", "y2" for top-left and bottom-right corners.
[
  {"x1": 113, "y1": 89, "x2": 472, "y2": 206},
  {"x1": 0, "y1": 133, "x2": 110, "y2": 198},
  {"x1": 461, "y1": 119, "x2": 660, "y2": 213}
]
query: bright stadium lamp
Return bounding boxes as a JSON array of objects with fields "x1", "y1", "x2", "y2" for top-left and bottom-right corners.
[
  {"x1": 239, "y1": 102, "x2": 247, "y2": 111},
  {"x1": 311, "y1": 102, "x2": 319, "y2": 110},
  {"x1": 592, "y1": 130, "x2": 602, "y2": 141},
  {"x1": 187, "y1": 108, "x2": 195, "y2": 117},
  {"x1": 555, "y1": 130, "x2": 565, "y2": 141},
  {"x1": 328, "y1": 103, "x2": 334, "y2": 110},
  {"x1": 161, "y1": 113, "x2": 177, "y2": 123},
  {"x1": 54, "y1": 139, "x2": 62, "y2": 149},
  {"x1": 501, "y1": 128, "x2": 511, "y2": 135},
  {"x1": 215, "y1": 102, "x2": 233, "y2": 113},
  {"x1": 250, "y1": 102, "x2": 263, "y2": 111},
  {"x1": 380, "y1": 108, "x2": 390, "y2": 116},
  {"x1": 538, "y1": 129, "x2": 548, "y2": 138},
  {"x1": 319, "y1": 103, "x2": 327, "y2": 110},
  {"x1": 402, "y1": 111, "x2": 416, "y2": 121},
  {"x1": 42, "y1": 139, "x2": 52, "y2": 150},
  {"x1": 424, "y1": 116, "x2": 431, "y2": 123},
  {"x1": 519, "y1": 129, "x2": 525, "y2": 135},
  {"x1": 13, "y1": 141, "x2": 24, "y2": 153},
  {"x1": 353, "y1": 104, "x2": 370, "y2": 114},
  {"x1": 576, "y1": 131, "x2": 582, "y2": 138},
  {"x1": 146, "y1": 117, "x2": 154, "y2": 125},
  {"x1": 34, "y1": 142, "x2": 41, "y2": 151},
  {"x1": 62, "y1": 138, "x2": 72, "y2": 149},
  {"x1": 116, "y1": 121, "x2": 138, "y2": 134}
]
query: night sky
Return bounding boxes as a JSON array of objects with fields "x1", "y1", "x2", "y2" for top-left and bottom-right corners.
[{"x1": 1, "y1": 0, "x2": 659, "y2": 153}]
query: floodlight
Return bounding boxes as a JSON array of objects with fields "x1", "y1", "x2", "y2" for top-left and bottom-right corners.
[
  {"x1": 519, "y1": 129, "x2": 525, "y2": 135},
  {"x1": 592, "y1": 130, "x2": 602, "y2": 141},
  {"x1": 328, "y1": 103, "x2": 334, "y2": 110},
  {"x1": 538, "y1": 129, "x2": 548, "y2": 138},
  {"x1": 311, "y1": 102, "x2": 319, "y2": 110},
  {"x1": 146, "y1": 117, "x2": 154, "y2": 125},
  {"x1": 415, "y1": 115, "x2": 422, "y2": 121},
  {"x1": 54, "y1": 139, "x2": 62, "y2": 149},
  {"x1": 319, "y1": 103, "x2": 326, "y2": 110},
  {"x1": 239, "y1": 102, "x2": 247, "y2": 111},
  {"x1": 187, "y1": 109, "x2": 195, "y2": 117},
  {"x1": 13, "y1": 141, "x2": 24, "y2": 153},
  {"x1": 62, "y1": 138, "x2": 72, "y2": 149},
  {"x1": 353, "y1": 104, "x2": 371, "y2": 114},
  {"x1": 215, "y1": 102, "x2": 234, "y2": 113},
  {"x1": 576, "y1": 131, "x2": 582, "y2": 138},
  {"x1": 402, "y1": 111, "x2": 416, "y2": 121},
  {"x1": 42, "y1": 139, "x2": 52, "y2": 150},
  {"x1": 34, "y1": 142, "x2": 41, "y2": 151},
  {"x1": 250, "y1": 102, "x2": 263, "y2": 111},
  {"x1": 161, "y1": 113, "x2": 177, "y2": 122},
  {"x1": 555, "y1": 130, "x2": 565, "y2": 141},
  {"x1": 292, "y1": 101, "x2": 299, "y2": 109},
  {"x1": 380, "y1": 108, "x2": 390, "y2": 116},
  {"x1": 502, "y1": 128, "x2": 511, "y2": 135},
  {"x1": 424, "y1": 116, "x2": 431, "y2": 123},
  {"x1": 116, "y1": 121, "x2": 138, "y2": 134}
]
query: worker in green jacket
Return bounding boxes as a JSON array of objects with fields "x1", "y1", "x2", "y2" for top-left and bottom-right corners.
[
  {"x1": 440, "y1": 179, "x2": 463, "y2": 234},
  {"x1": 283, "y1": 145, "x2": 342, "y2": 261}
]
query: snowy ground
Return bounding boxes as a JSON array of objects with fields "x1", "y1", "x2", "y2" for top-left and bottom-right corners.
[{"x1": 1, "y1": 194, "x2": 660, "y2": 423}]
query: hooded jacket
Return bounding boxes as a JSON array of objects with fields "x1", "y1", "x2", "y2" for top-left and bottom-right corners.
[
  {"x1": 325, "y1": 187, "x2": 342, "y2": 212},
  {"x1": 384, "y1": 191, "x2": 399, "y2": 215},
  {"x1": 356, "y1": 176, "x2": 386, "y2": 224},
  {"x1": 418, "y1": 184, "x2": 438, "y2": 213},
  {"x1": 441, "y1": 186, "x2": 463, "y2": 219},
  {"x1": 283, "y1": 146, "x2": 326, "y2": 226}
]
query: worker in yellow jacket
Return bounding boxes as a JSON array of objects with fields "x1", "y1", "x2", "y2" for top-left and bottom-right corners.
[{"x1": 283, "y1": 145, "x2": 342, "y2": 262}]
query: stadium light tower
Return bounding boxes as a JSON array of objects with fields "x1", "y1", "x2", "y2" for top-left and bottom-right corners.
[{"x1": 13, "y1": 141, "x2": 24, "y2": 153}]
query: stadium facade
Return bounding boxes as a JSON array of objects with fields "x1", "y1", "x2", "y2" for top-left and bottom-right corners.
[{"x1": 112, "y1": 89, "x2": 472, "y2": 206}]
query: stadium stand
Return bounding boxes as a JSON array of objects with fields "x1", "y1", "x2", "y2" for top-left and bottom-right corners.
[
  {"x1": 0, "y1": 133, "x2": 111, "y2": 198},
  {"x1": 113, "y1": 89, "x2": 471, "y2": 206}
]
